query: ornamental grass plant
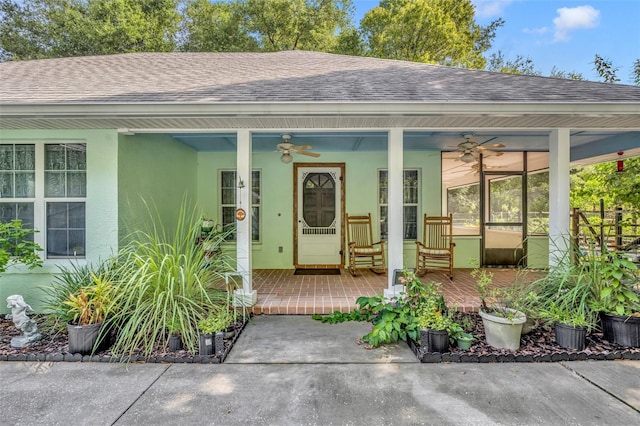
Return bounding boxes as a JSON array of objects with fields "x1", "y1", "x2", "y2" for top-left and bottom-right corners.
[{"x1": 103, "y1": 198, "x2": 234, "y2": 358}]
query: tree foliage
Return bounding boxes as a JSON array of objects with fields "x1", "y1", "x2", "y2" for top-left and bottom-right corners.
[
  {"x1": 0, "y1": 0, "x2": 180, "y2": 60},
  {"x1": 179, "y1": 0, "x2": 258, "y2": 52},
  {"x1": 593, "y1": 54, "x2": 620, "y2": 84},
  {"x1": 487, "y1": 51, "x2": 541, "y2": 76},
  {"x1": 242, "y1": 0, "x2": 353, "y2": 52},
  {"x1": 570, "y1": 157, "x2": 640, "y2": 213},
  {"x1": 360, "y1": 0, "x2": 503, "y2": 68}
]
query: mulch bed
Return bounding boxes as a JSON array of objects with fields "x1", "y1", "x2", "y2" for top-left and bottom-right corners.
[
  {"x1": 0, "y1": 316, "x2": 247, "y2": 364},
  {"x1": 2, "y1": 313, "x2": 640, "y2": 363},
  {"x1": 411, "y1": 313, "x2": 640, "y2": 363}
]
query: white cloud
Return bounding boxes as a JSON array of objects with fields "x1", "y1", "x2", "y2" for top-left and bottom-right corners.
[
  {"x1": 553, "y1": 5, "x2": 600, "y2": 42},
  {"x1": 523, "y1": 27, "x2": 549, "y2": 35},
  {"x1": 473, "y1": 0, "x2": 513, "y2": 18}
]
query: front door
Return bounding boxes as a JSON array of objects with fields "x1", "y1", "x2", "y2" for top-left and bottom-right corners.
[{"x1": 294, "y1": 163, "x2": 345, "y2": 268}]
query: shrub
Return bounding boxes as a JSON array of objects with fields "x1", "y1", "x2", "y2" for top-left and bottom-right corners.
[{"x1": 104, "y1": 198, "x2": 233, "y2": 357}]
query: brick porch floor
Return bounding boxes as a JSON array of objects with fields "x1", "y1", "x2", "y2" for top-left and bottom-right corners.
[{"x1": 245, "y1": 268, "x2": 533, "y2": 315}]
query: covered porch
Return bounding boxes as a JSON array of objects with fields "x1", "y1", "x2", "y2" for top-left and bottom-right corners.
[{"x1": 242, "y1": 268, "x2": 528, "y2": 315}]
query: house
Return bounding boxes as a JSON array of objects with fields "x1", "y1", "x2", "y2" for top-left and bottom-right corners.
[{"x1": 1, "y1": 51, "x2": 639, "y2": 310}]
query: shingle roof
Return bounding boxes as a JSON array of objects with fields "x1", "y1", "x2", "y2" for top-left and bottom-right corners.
[{"x1": 1, "y1": 51, "x2": 640, "y2": 104}]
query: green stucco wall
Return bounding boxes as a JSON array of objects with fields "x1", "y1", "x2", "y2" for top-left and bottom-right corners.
[
  {"x1": 197, "y1": 149, "x2": 454, "y2": 269},
  {"x1": 0, "y1": 129, "x2": 118, "y2": 313},
  {"x1": 118, "y1": 133, "x2": 198, "y2": 240}
]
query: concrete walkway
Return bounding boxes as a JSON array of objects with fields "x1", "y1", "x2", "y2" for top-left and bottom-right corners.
[{"x1": 1, "y1": 316, "x2": 639, "y2": 425}]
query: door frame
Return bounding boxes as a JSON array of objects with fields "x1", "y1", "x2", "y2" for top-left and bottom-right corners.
[
  {"x1": 293, "y1": 162, "x2": 346, "y2": 268},
  {"x1": 480, "y1": 168, "x2": 527, "y2": 267}
]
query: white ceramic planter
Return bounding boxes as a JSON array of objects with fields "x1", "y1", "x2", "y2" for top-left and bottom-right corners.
[{"x1": 479, "y1": 308, "x2": 526, "y2": 351}]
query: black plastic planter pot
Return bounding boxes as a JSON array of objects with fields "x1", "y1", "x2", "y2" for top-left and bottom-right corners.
[
  {"x1": 199, "y1": 333, "x2": 213, "y2": 355},
  {"x1": 419, "y1": 329, "x2": 449, "y2": 353},
  {"x1": 168, "y1": 334, "x2": 183, "y2": 351},
  {"x1": 67, "y1": 322, "x2": 103, "y2": 355},
  {"x1": 555, "y1": 323, "x2": 587, "y2": 351},
  {"x1": 600, "y1": 313, "x2": 640, "y2": 347},
  {"x1": 428, "y1": 330, "x2": 449, "y2": 353}
]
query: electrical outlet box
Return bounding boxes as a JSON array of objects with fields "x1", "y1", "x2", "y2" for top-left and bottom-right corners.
[{"x1": 278, "y1": 246, "x2": 283, "y2": 253}]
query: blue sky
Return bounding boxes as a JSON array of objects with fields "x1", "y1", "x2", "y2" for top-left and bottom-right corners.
[{"x1": 352, "y1": 0, "x2": 640, "y2": 84}]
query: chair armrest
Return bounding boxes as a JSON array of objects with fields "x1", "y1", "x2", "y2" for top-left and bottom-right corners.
[{"x1": 372, "y1": 241, "x2": 385, "y2": 248}]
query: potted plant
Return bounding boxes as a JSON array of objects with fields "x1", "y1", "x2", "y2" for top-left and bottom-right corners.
[
  {"x1": 166, "y1": 316, "x2": 184, "y2": 351},
  {"x1": 590, "y1": 254, "x2": 640, "y2": 347},
  {"x1": 539, "y1": 302, "x2": 590, "y2": 351},
  {"x1": 197, "y1": 315, "x2": 216, "y2": 356},
  {"x1": 417, "y1": 307, "x2": 456, "y2": 353},
  {"x1": 198, "y1": 310, "x2": 235, "y2": 356},
  {"x1": 201, "y1": 217, "x2": 215, "y2": 233},
  {"x1": 64, "y1": 272, "x2": 115, "y2": 355},
  {"x1": 472, "y1": 261, "x2": 526, "y2": 350},
  {"x1": 448, "y1": 314, "x2": 474, "y2": 350}
]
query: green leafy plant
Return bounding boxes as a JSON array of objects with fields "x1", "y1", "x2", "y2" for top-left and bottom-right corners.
[
  {"x1": 104, "y1": 198, "x2": 233, "y2": 357},
  {"x1": 538, "y1": 302, "x2": 589, "y2": 328},
  {"x1": 593, "y1": 254, "x2": 639, "y2": 316},
  {"x1": 41, "y1": 260, "x2": 115, "y2": 333},
  {"x1": 0, "y1": 219, "x2": 43, "y2": 275},
  {"x1": 63, "y1": 272, "x2": 114, "y2": 326},
  {"x1": 313, "y1": 270, "x2": 446, "y2": 348},
  {"x1": 198, "y1": 309, "x2": 236, "y2": 334}
]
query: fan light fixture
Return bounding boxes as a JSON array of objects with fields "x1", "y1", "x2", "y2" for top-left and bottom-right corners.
[
  {"x1": 460, "y1": 152, "x2": 476, "y2": 163},
  {"x1": 281, "y1": 152, "x2": 293, "y2": 163}
]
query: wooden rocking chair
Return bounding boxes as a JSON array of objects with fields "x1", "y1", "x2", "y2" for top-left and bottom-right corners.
[
  {"x1": 346, "y1": 213, "x2": 386, "y2": 276},
  {"x1": 415, "y1": 214, "x2": 455, "y2": 279}
]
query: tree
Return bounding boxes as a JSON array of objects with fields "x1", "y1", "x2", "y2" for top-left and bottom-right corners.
[
  {"x1": 0, "y1": 0, "x2": 180, "y2": 61},
  {"x1": 632, "y1": 59, "x2": 640, "y2": 86},
  {"x1": 570, "y1": 157, "x2": 640, "y2": 212},
  {"x1": 593, "y1": 54, "x2": 620, "y2": 83},
  {"x1": 487, "y1": 51, "x2": 541, "y2": 76},
  {"x1": 242, "y1": 0, "x2": 354, "y2": 52},
  {"x1": 549, "y1": 66, "x2": 583, "y2": 81},
  {"x1": 179, "y1": 0, "x2": 258, "y2": 52},
  {"x1": 360, "y1": 0, "x2": 503, "y2": 69}
]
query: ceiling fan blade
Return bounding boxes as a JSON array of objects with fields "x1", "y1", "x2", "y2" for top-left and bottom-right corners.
[
  {"x1": 481, "y1": 150, "x2": 504, "y2": 157},
  {"x1": 297, "y1": 151, "x2": 320, "y2": 158},
  {"x1": 291, "y1": 144, "x2": 313, "y2": 151},
  {"x1": 477, "y1": 143, "x2": 505, "y2": 150}
]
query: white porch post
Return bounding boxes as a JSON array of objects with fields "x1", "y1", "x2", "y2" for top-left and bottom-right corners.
[
  {"x1": 548, "y1": 128, "x2": 571, "y2": 267},
  {"x1": 233, "y1": 129, "x2": 257, "y2": 307},
  {"x1": 384, "y1": 128, "x2": 405, "y2": 298}
]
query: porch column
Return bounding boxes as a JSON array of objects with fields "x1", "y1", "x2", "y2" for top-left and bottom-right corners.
[
  {"x1": 548, "y1": 128, "x2": 571, "y2": 267},
  {"x1": 234, "y1": 129, "x2": 257, "y2": 307},
  {"x1": 384, "y1": 128, "x2": 404, "y2": 298}
]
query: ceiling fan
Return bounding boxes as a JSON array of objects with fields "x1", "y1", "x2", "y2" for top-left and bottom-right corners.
[
  {"x1": 454, "y1": 133, "x2": 505, "y2": 163},
  {"x1": 277, "y1": 134, "x2": 320, "y2": 163}
]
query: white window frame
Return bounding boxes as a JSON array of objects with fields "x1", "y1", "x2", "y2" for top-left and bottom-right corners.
[
  {"x1": 0, "y1": 142, "x2": 86, "y2": 259},
  {"x1": 219, "y1": 169, "x2": 261, "y2": 242},
  {"x1": 378, "y1": 168, "x2": 420, "y2": 241}
]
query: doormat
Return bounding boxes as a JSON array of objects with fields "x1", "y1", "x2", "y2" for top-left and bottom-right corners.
[{"x1": 294, "y1": 269, "x2": 341, "y2": 276}]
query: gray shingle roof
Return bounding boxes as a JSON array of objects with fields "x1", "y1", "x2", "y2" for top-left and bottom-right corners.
[{"x1": 1, "y1": 50, "x2": 640, "y2": 104}]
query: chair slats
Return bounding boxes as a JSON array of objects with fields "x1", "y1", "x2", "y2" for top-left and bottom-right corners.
[
  {"x1": 415, "y1": 214, "x2": 455, "y2": 279},
  {"x1": 346, "y1": 213, "x2": 386, "y2": 276}
]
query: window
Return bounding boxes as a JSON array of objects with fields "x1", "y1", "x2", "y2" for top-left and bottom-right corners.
[
  {"x1": 220, "y1": 170, "x2": 261, "y2": 241},
  {"x1": 527, "y1": 170, "x2": 549, "y2": 235},
  {"x1": 378, "y1": 169, "x2": 419, "y2": 240},
  {"x1": 0, "y1": 143, "x2": 86, "y2": 259},
  {"x1": 447, "y1": 183, "x2": 480, "y2": 235}
]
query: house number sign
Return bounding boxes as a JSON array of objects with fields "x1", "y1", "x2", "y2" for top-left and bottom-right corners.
[{"x1": 236, "y1": 208, "x2": 246, "y2": 221}]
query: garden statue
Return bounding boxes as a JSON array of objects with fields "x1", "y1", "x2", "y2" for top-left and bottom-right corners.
[{"x1": 6, "y1": 295, "x2": 42, "y2": 348}]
